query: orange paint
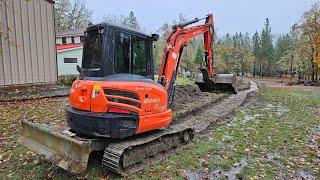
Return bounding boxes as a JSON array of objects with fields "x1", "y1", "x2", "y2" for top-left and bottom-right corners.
[{"x1": 69, "y1": 79, "x2": 172, "y2": 134}]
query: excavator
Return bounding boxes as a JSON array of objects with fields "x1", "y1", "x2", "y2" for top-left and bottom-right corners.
[{"x1": 19, "y1": 14, "x2": 237, "y2": 175}]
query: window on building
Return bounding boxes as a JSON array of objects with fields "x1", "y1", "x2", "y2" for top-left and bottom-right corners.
[
  {"x1": 62, "y1": 37, "x2": 66, "y2": 44},
  {"x1": 80, "y1": 36, "x2": 84, "y2": 43},
  {"x1": 71, "y1": 36, "x2": 75, "y2": 44},
  {"x1": 64, "y1": 58, "x2": 78, "y2": 63}
]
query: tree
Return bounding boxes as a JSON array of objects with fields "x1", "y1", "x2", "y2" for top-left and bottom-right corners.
[
  {"x1": 274, "y1": 34, "x2": 292, "y2": 76},
  {"x1": 260, "y1": 18, "x2": 274, "y2": 77},
  {"x1": 194, "y1": 45, "x2": 204, "y2": 66},
  {"x1": 252, "y1": 31, "x2": 261, "y2": 77},
  {"x1": 54, "y1": 0, "x2": 92, "y2": 32},
  {"x1": 123, "y1": 11, "x2": 141, "y2": 30},
  {"x1": 298, "y1": 2, "x2": 320, "y2": 81},
  {"x1": 103, "y1": 11, "x2": 142, "y2": 31},
  {"x1": 103, "y1": 14, "x2": 126, "y2": 26}
]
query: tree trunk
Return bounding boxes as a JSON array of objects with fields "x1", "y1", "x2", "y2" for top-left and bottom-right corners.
[
  {"x1": 290, "y1": 58, "x2": 293, "y2": 82},
  {"x1": 311, "y1": 62, "x2": 315, "y2": 82},
  {"x1": 310, "y1": 47, "x2": 315, "y2": 82},
  {"x1": 268, "y1": 60, "x2": 270, "y2": 77},
  {"x1": 253, "y1": 61, "x2": 256, "y2": 77},
  {"x1": 260, "y1": 62, "x2": 262, "y2": 77}
]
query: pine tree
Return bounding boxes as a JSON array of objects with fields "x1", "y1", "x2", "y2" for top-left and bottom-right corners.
[
  {"x1": 124, "y1": 11, "x2": 140, "y2": 30},
  {"x1": 260, "y1": 18, "x2": 274, "y2": 76},
  {"x1": 252, "y1": 32, "x2": 261, "y2": 77}
]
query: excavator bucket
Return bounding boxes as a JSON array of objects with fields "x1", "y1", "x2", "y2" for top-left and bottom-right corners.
[
  {"x1": 19, "y1": 119, "x2": 107, "y2": 174},
  {"x1": 196, "y1": 68, "x2": 238, "y2": 94}
]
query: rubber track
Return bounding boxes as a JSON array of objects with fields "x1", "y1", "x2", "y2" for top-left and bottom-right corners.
[{"x1": 102, "y1": 128, "x2": 194, "y2": 175}]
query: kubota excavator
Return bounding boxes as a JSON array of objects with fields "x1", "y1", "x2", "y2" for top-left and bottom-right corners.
[{"x1": 19, "y1": 14, "x2": 237, "y2": 175}]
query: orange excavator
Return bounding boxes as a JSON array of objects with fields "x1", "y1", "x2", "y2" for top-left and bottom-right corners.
[{"x1": 19, "y1": 14, "x2": 237, "y2": 175}]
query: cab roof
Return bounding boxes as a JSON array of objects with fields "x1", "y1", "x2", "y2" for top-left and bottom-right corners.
[{"x1": 86, "y1": 23, "x2": 152, "y2": 38}]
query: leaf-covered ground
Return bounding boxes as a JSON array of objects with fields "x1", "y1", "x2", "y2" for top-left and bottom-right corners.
[
  {"x1": 0, "y1": 98, "x2": 68, "y2": 179},
  {"x1": 0, "y1": 81, "x2": 319, "y2": 179}
]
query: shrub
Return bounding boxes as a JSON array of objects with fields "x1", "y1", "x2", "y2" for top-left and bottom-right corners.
[{"x1": 58, "y1": 75, "x2": 78, "y2": 86}]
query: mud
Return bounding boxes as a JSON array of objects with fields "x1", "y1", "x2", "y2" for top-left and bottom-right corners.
[
  {"x1": 175, "y1": 82, "x2": 258, "y2": 133},
  {"x1": 186, "y1": 158, "x2": 248, "y2": 180}
]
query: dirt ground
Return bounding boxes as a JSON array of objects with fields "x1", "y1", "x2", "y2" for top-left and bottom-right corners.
[{"x1": 249, "y1": 77, "x2": 320, "y2": 95}]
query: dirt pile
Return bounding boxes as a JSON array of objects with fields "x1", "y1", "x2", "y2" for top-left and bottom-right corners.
[
  {"x1": 172, "y1": 85, "x2": 227, "y2": 119},
  {"x1": 172, "y1": 78, "x2": 250, "y2": 119}
]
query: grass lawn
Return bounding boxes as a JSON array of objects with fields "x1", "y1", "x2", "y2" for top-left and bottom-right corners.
[{"x1": 134, "y1": 87, "x2": 320, "y2": 179}]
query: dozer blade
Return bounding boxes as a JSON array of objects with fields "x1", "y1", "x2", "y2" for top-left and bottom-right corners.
[
  {"x1": 196, "y1": 68, "x2": 238, "y2": 94},
  {"x1": 19, "y1": 119, "x2": 98, "y2": 174}
]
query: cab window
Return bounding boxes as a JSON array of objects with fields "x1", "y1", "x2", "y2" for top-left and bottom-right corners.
[{"x1": 114, "y1": 31, "x2": 148, "y2": 76}]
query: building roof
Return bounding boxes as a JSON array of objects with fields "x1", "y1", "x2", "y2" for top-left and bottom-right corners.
[
  {"x1": 56, "y1": 28, "x2": 86, "y2": 37},
  {"x1": 56, "y1": 43, "x2": 83, "y2": 52}
]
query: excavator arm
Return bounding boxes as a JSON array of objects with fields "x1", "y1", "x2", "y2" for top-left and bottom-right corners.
[
  {"x1": 158, "y1": 14, "x2": 237, "y2": 104},
  {"x1": 159, "y1": 14, "x2": 215, "y2": 103}
]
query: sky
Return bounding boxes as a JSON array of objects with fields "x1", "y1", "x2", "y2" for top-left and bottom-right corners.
[{"x1": 86, "y1": 0, "x2": 318, "y2": 36}]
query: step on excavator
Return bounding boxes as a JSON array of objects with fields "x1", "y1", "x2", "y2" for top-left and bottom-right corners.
[{"x1": 19, "y1": 14, "x2": 237, "y2": 175}]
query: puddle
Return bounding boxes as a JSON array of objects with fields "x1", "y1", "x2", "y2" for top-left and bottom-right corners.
[
  {"x1": 186, "y1": 172, "x2": 202, "y2": 180},
  {"x1": 275, "y1": 106, "x2": 289, "y2": 116},
  {"x1": 296, "y1": 170, "x2": 316, "y2": 180},
  {"x1": 265, "y1": 152, "x2": 280, "y2": 162},
  {"x1": 222, "y1": 135, "x2": 234, "y2": 142},
  {"x1": 243, "y1": 114, "x2": 261, "y2": 123},
  {"x1": 186, "y1": 158, "x2": 248, "y2": 180},
  {"x1": 314, "y1": 125, "x2": 320, "y2": 135},
  {"x1": 264, "y1": 103, "x2": 274, "y2": 110},
  {"x1": 262, "y1": 103, "x2": 289, "y2": 116}
]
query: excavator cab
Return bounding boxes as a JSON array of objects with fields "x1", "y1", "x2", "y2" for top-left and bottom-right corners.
[{"x1": 79, "y1": 24, "x2": 155, "y2": 79}]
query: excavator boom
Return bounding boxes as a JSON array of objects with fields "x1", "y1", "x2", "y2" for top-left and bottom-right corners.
[{"x1": 159, "y1": 14, "x2": 237, "y2": 101}]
